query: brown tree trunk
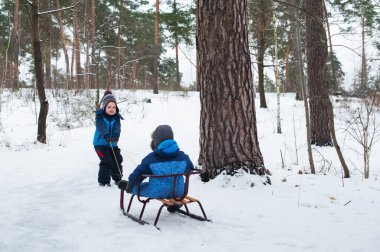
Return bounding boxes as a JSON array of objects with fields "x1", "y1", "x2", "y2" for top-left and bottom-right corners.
[
  {"x1": 73, "y1": 0, "x2": 82, "y2": 89},
  {"x1": 174, "y1": 39, "x2": 180, "y2": 90},
  {"x1": 55, "y1": 0, "x2": 70, "y2": 89},
  {"x1": 306, "y1": 0, "x2": 332, "y2": 146},
  {"x1": 153, "y1": 0, "x2": 159, "y2": 94},
  {"x1": 173, "y1": 0, "x2": 180, "y2": 91},
  {"x1": 31, "y1": 0, "x2": 49, "y2": 144},
  {"x1": 255, "y1": 0, "x2": 269, "y2": 108},
  {"x1": 197, "y1": 0, "x2": 265, "y2": 179},
  {"x1": 323, "y1": 0, "x2": 338, "y2": 92},
  {"x1": 284, "y1": 45, "x2": 291, "y2": 92},
  {"x1": 117, "y1": 0, "x2": 122, "y2": 90},
  {"x1": 43, "y1": 6, "x2": 52, "y2": 89},
  {"x1": 290, "y1": 0, "x2": 303, "y2": 101},
  {"x1": 327, "y1": 99, "x2": 350, "y2": 178},
  {"x1": 91, "y1": 0, "x2": 98, "y2": 105},
  {"x1": 295, "y1": 0, "x2": 315, "y2": 174},
  {"x1": 12, "y1": 0, "x2": 20, "y2": 90}
]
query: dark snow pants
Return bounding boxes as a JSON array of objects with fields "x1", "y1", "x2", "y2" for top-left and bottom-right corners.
[{"x1": 94, "y1": 146, "x2": 123, "y2": 184}]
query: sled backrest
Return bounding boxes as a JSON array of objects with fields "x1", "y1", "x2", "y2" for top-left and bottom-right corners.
[{"x1": 136, "y1": 169, "x2": 201, "y2": 201}]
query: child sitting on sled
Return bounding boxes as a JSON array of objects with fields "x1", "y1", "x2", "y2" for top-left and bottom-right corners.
[
  {"x1": 93, "y1": 90, "x2": 124, "y2": 187},
  {"x1": 118, "y1": 125, "x2": 194, "y2": 212}
]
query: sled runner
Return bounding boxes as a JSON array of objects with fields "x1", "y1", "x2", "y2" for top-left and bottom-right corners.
[{"x1": 120, "y1": 170, "x2": 210, "y2": 228}]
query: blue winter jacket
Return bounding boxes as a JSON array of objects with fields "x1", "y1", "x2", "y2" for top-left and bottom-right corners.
[
  {"x1": 93, "y1": 109, "x2": 124, "y2": 147},
  {"x1": 128, "y1": 139, "x2": 194, "y2": 198}
]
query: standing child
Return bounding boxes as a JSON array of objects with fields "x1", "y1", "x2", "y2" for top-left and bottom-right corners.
[{"x1": 93, "y1": 90, "x2": 124, "y2": 186}]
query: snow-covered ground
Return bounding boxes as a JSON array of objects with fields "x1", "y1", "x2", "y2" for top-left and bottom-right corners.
[{"x1": 0, "y1": 89, "x2": 379, "y2": 252}]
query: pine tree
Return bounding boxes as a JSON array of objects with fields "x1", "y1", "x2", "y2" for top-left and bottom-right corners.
[{"x1": 197, "y1": 0, "x2": 266, "y2": 179}]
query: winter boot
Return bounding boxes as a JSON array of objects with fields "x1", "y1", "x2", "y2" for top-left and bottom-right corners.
[
  {"x1": 167, "y1": 203, "x2": 183, "y2": 213},
  {"x1": 99, "y1": 183, "x2": 111, "y2": 187}
]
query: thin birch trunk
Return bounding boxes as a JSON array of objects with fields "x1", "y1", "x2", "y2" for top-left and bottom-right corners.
[{"x1": 273, "y1": 2, "x2": 281, "y2": 134}]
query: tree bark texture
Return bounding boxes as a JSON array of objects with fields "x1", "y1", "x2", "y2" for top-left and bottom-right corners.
[
  {"x1": 197, "y1": 0, "x2": 265, "y2": 179},
  {"x1": 305, "y1": 0, "x2": 332, "y2": 146},
  {"x1": 31, "y1": 0, "x2": 49, "y2": 144}
]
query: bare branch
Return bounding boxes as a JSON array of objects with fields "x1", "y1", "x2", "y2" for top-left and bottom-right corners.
[
  {"x1": 39, "y1": 0, "x2": 83, "y2": 15},
  {"x1": 331, "y1": 44, "x2": 362, "y2": 57},
  {"x1": 106, "y1": 55, "x2": 153, "y2": 89}
]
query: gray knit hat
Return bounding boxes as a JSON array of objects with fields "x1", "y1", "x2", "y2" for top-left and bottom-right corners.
[
  {"x1": 151, "y1": 125, "x2": 174, "y2": 150},
  {"x1": 102, "y1": 93, "x2": 117, "y2": 111}
]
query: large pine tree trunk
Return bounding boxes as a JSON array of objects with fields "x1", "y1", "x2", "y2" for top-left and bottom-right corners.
[
  {"x1": 31, "y1": 0, "x2": 49, "y2": 144},
  {"x1": 197, "y1": 0, "x2": 265, "y2": 179},
  {"x1": 306, "y1": 0, "x2": 332, "y2": 146}
]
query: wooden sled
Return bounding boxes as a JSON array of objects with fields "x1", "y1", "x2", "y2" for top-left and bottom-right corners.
[{"x1": 120, "y1": 170, "x2": 211, "y2": 228}]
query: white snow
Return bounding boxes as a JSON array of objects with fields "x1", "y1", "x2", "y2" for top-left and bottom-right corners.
[{"x1": 0, "y1": 89, "x2": 379, "y2": 252}]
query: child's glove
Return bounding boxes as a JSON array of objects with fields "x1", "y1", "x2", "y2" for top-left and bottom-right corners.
[
  {"x1": 118, "y1": 180, "x2": 134, "y2": 193},
  {"x1": 105, "y1": 137, "x2": 119, "y2": 144}
]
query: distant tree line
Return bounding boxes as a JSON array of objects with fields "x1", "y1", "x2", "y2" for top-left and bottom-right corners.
[{"x1": 0, "y1": 0, "x2": 195, "y2": 91}]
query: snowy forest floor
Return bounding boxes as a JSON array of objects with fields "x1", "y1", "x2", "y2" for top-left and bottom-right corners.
[{"x1": 0, "y1": 89, "x2": 379, "y2": 252}]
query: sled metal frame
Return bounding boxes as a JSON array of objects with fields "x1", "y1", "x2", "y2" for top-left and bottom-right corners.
[{"x1": 120, "y1": 170, "x2": 210, "y2": 227}]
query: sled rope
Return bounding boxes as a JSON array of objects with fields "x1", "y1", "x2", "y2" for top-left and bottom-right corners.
[{"x1": 110, "y1": 143, "x2": 123, "y2": 179}]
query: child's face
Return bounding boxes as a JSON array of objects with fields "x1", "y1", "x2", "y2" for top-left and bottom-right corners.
[{"x1": 105, "y1": 102, "x2": 117, "y2": 115}]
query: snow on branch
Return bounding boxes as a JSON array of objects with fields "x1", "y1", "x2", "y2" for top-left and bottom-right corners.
[{"x1": 38, "y1": 0, "x2": 84, "y2": 15}]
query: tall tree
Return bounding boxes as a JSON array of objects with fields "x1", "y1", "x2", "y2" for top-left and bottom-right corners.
[
  {"x1": 11, "y1": 0, "x2": 19, "y2": 90},
  {"x1": 250, "y1": 0, "x2": 272, "y2": 108},
  {"x1": 323, "y1": 0, "x2": 338, "y2": 92},
  {"x1": 295, "y1": 0, "x2": 315, "y2": 174},
  {"x1": 30, "y1": 0, "x2": 49, "y2": 143},
  {"x1": 55, "y1": 0, "x2": 70, "y2": 89},
  {"x1": 27, "y1": 0, "x2": 82, "y2": 143},
  {"x1": 332, "y1": 0, "x2": 379, "y2": 92},
  {"x1": 91, "y1": 0, "x2": 97, "y2": 102},
  {"x1": 305, "y1": 0, "x2": 333, "y2": 146},
  {"x1": 72, "y1": 0, "x2": 82, "y2": 89},
  {"x1": 161, "y1": 0, "x2": 195, "y2": 90},
  {"x1": 273, "y1": 1, "x2": 281, "y2": 134},
  {"x1": 153, "y1": 0, "x2": 160, "y2": 94},
  {"x1": 197, "y1": 0, "x2": 266, "y2": 179},
  {"x1": 288, "y1": 0, "x2": 304, "y2": 101}
]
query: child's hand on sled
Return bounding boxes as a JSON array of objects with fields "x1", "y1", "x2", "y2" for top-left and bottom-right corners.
[{"x1": 118, "y1": 180, "x2": 133, "y2": 193}]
